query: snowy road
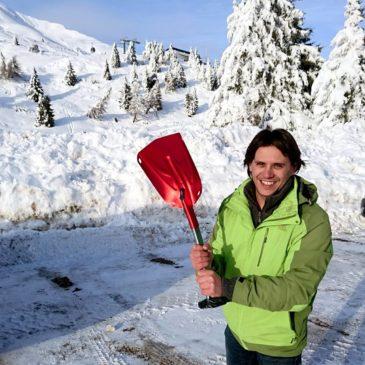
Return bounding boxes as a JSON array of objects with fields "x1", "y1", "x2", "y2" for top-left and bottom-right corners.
[{"x1": 0, "y1": 226, "x2": 364, "y2": 365}]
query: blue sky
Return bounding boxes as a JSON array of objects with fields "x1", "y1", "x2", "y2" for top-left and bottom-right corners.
[{"x1": 3, "y1": 0, "x2": 349, "y2": 60}]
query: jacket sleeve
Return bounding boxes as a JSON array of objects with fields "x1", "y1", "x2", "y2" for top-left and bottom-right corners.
[{"x1": 231, "y1": 208, "x2": 333, "y2": 312}]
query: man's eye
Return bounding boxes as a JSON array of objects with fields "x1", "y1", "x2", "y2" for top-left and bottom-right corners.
[{"x1": 274, "y1": 164, "x2": 284, "y2": 169}]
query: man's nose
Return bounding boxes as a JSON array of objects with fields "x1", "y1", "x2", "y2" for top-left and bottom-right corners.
[{"x1": 262, "y1": 166, "x2": 275, "y2": 178}]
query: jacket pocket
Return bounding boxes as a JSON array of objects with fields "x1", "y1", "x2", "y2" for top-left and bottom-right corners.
[{"x1": 224, "y1": 304, "x2": 297, "y2": 347}]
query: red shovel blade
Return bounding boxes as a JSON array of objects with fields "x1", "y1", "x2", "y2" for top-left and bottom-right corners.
[{"x1": 137, "y1": 133, "x2": 202, "y2": 209}]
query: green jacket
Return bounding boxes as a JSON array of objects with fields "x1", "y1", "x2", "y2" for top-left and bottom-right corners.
[{"x1": 211, "y1": 176, "x2": 332, "y2": 357}]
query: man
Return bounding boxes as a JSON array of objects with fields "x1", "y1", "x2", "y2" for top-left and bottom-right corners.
[{"x1": 190, "y1": 129, "x2": 332, "y2": 365}]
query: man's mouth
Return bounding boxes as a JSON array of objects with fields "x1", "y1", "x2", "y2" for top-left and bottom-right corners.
[{"x1": 260, "y1": 180, "x2": 276, "y2": 186}]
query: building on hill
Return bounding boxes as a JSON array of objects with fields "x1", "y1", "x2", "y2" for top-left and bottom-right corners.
[{"x1": 165, "y1": 46, "x2": 190, "y2": 62}]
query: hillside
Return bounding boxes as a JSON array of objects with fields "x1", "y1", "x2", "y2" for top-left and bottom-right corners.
[{"x1": 0, "y1": 3, "x2": 364, "y2": 365}]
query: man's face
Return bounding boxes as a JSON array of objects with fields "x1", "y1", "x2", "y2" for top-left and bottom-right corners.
[{"x1": 249, "y1": 145, "x2": 296, "y2": 207}]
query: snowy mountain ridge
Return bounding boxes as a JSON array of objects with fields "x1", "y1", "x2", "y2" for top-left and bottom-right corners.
[{"x1": 0, "y1": 2, "x2": 107, "y2": 56}]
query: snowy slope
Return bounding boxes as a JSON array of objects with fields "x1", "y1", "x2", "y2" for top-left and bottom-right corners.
[{"x1": 0, "y1": 3, "x2": 364, "y2": 365}]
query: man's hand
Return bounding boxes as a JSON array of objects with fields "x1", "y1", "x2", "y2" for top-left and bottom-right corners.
[
  {"x1": 189, "y1": 243, "x2": 212, "y2": 271},
  {"x1": 196, "y1": 269, "x2": 223, "y2": 297}
]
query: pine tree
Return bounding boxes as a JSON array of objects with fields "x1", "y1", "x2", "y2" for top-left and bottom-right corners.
[
  {"x1": 185, "y1": 89, "x2": 198, "y2": 117},
  {"x1": 204, "y1": 59, "x2": 218, "y2": 91},
  {"x1": 103, "y1": 60, "x2": 112, "y2": 80},
  {"x1": 126, "y1": 42, "x2": 138, "y2": 65},
  {"x1": 175, "y1": 61, "x2": 187, "y2": 88},
  {"x1": 145, "y1": 81, "x2": 162, "y2": 114},
  {"x1": 36, "y1": 95, "x2": 54, "y2": 127},
  {"x1": 128, "y1": 80, "x2": 145, "y2": 122},
  {"x1": 29, "y1": 44, "x2": 39, "y2": 53},
  {"x1": 164, "y1": 70, "x2": 176, "y2": 93},
  {"x1": 110, "y1": 43, "x2": 121, "y2": 68},
  {"x1": 119, "y1": 78, "x2": 132, "y2": 111},
  {"x1": 165, "y1": 44, "x2": 175, "y2": 63},
  {"x1": 14, "y1": 36, "x2": 19, "y2": 46},
  {"x1": 65, "y1": 61, "x2": 78, "y2": 86},
  {"x1": 209, "y1": 0, "x2": 323, "y2": 128},
  {"x1": 27, "y1": 68, "x2": 44, "y2": 102},
  {"x1": 312, "y1": 0, "x2": 365, "y2": 125},
  {"x1": 87, "y1": 88, "x2": 112, "y2": 120},
  {"x1": 0, "y1": 52, "x2": 6, "y2": 78}
]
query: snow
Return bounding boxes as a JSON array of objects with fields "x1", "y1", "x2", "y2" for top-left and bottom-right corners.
[{"x1": 0, "y1": 2, "x2": 364, "y2": 365}]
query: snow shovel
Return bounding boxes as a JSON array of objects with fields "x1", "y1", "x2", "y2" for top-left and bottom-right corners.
[{"x1": 137, "y1": 133, "x2": 228, "y2": 309}]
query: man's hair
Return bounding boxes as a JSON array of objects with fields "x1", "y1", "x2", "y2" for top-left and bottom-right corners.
[{"x1": 243, "y1": 128, "x2": 305, "y2": 175}]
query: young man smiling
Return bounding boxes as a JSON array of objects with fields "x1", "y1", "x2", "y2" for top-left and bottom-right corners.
[{"x1": 190, "y1": 129, "x2": 332, "y2": 365}]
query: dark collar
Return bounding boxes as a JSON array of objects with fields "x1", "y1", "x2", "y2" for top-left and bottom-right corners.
[{"x1": 244, "y1": 176, "x2": 295, "y2": 227}]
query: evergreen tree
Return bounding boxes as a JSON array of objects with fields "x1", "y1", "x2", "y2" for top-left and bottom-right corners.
[
  {"x1": 209, "y1": 0, "x2": 323, "y2": 128},
  {"x1": 27, "y1": 68, "x2": 44, "y2": 102},
  {"x1": 65, "y1": 61, "x2": 78, "y2": 86},
  {"x1": 145, "y1": 81, "x2": 162, "y2": 114},
  {"x1": 165, "y1": 44, "x2": 175, "y2": 63},
  {"x1": 312, "y1": 0, "x2": 365, "y2": 125},
  {"x1": 126, "y1": 41, "x2": 138, "y2": 65},
  {"x1": 0, "y1": 52, "x2": 6, "y2": 78},
  {"x1": 175, "y1": 61, "x2": 187, "y2": 88},
  {"x1": 185, "y1": 89, "x2": 198, "y2": 117},
  {"x1": 110, "y1": 43, "x2": 121, "y2": 68},
  {"x1": 103, "y1": 60, "x2": 112, "y2": 80},
  {"x1": 148, "y1": 51, "x2": 160, "y2": 73},
  {"x1": 142, "y1": 41, "x2": 153, "y2": 60},
  {"x1": 36, "y1": 95, "x2": 54, "y2": 127},
  {"x1": 14, "y1": 36, "x2": 19, "y2": 46},
  {"x1": 29, "y1": 44, "x2": 39, "y2": 53},
  {"x1": 128, "y1": 80, "x2": 145, "y2": 122},
  {"x1": 87, "y1": 88, "x2": 112, "y2": 120},
  {"x1": 164, "y1": 70, "x2": 176, "y2": 93},
  {"x1": 204, "y1": 59, "x2": 218, "y2": 91},
  {"x1": 119, "y1": 78, "x2": 132, "y2": 111}
]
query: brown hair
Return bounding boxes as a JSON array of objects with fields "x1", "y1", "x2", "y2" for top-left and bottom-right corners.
[{"x1": 244, "y1": 129, "x2": 305, "y2": 176}]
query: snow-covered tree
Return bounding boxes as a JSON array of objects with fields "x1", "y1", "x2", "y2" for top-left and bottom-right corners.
[
  {"x1": 129, "y1": 79, "x2": 145, "y2": 122},
  {"x1": 36, "y1": 95, "x2": 54, "y2": 127},
  {"x1": 148, "y1": 52, "x2": 161, "y2": 73},
  {"x1": 0, "y1": 53, "x2": 6, "y2": 77},
  {"x1": 126, "y1": 41, "x2": 138, "y2": 65},
  {"x1": 29, "y1": 44, "x2": 39, "y2": 53},
  {"x1": 312, "y1": 0, "x2": 365, "y2": 125},
  {"x1": 143, "y1": 41, "x2": 153, "y2": 60},
  {"x1": 103, "y1": 60, "x2": 112, "y2": 80},
  {"x1": 87, "y1": 88, "x2": 112, "y2": 120},
  {"x1": 164, "y1": 70, "x2": 176, "y2": 93},
  {"x1": 204, "y1": 59, "x2": 219, "y2": 91},
  {"x1": 119, "y1": 78, "x2": 132, "y2": 111},
  {"x1": 65, "y1": 61, "x2": 78, "y2": 86},
  {"x1": 145, "y1": 81, "x2": 162, "y2": 114},
  {"x1": 110, "y1": 43, "x2": 121, "y2": 68},
  {"x1": 14, "y1": 36, "x2": 19, "y2": 46},
  {"x1": 27, "y1": 68, "x2": 44, "y2": 102},
  {"x1": 0, "y1": 53, "x2": 21, "y2": 79},
  {"x1": 185, "y1": 89, "x2": 198, "y2": 117},
  {"x1": 165, "y1": 44, "x2": 175, "y2": 63},
  {"x1": 209, "y1": 0, "x2": 323, "y2": 128}
]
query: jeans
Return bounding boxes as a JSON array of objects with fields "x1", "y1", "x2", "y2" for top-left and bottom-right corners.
[{"x1": 225, "y1": 326, "x2": 302, "y2": 365}]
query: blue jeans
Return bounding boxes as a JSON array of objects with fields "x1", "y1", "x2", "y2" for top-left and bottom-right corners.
[{"x1": 225, "y1": 326, "x2": 302, "y2": 365}]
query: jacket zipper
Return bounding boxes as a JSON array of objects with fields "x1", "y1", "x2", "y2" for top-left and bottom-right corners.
[{"x1": 257, "y1": 228, "x2": 269, "y2": 267}]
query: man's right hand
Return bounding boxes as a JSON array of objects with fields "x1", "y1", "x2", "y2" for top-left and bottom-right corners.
[{"x1": 189, "y1": 243, "x2": 212, "y2": 271}]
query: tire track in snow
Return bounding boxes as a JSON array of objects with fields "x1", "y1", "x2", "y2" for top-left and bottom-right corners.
[{"x1": 88, "y1": 328, "x2": 126, "y2": 365}]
